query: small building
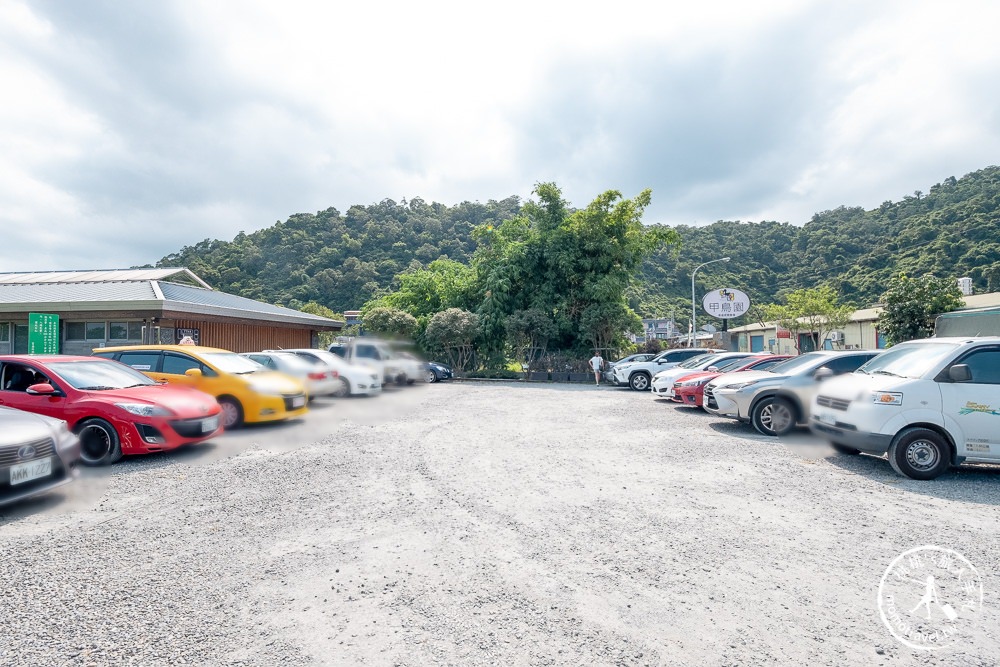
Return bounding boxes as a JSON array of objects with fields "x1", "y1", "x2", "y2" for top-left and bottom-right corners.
[
  {"x1": 0, "y1": 268, "x2": 342, "y2": 354},
  {"x1": 343, "y1": 310, "x2": 363, "y2": 327},
  {"x1": 729, "y1": 291, "x2": 1000, "y2": 353}
]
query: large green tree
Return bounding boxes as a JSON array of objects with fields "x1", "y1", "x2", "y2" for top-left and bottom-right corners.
[
  {"x1": 472, "y1": 183, "x2": 678, "y2": 360},
  {"x1": 764, "y1": 286, "x2": 854, "y2": 353},
  {"x1": 876, "y1": 273, "x2": 964, "y2": 345},
  {"x1": 362, "y1": 307, "x2": 418, "y2": 339}
]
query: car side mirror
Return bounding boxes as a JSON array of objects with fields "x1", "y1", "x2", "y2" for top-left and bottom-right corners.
[
  {"x1": 813, "y1": 367, "x2": 834, "y2": 381},
  {"x1": 26, "y1": 383, "x2": 57, "y2": 395},
  {"x1": 707, "y1": 366, "x2": 719, "y2": 372},
  {"x1": 185, "y1": 368, "x2": 203, "y2": 378},
  {"x1": 948, "y1": 364, "x2": 972, "y2": 383}
]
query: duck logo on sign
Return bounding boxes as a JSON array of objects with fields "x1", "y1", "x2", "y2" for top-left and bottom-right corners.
[{"x1": 702, "y1": 288, "x2": 751, "y2": 319}]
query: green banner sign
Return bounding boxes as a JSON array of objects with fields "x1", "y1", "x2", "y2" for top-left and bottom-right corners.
[{"x1": 28, "y1": 313, "x2": 60, "y2": 354}]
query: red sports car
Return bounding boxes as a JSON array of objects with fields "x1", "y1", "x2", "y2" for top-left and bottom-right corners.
[
  {"x1": 0, "y1": 355, "x2": 223, "y2": 465},
  {"x1": 672, "y1": 355, "x2": 792, "y2": 408}
]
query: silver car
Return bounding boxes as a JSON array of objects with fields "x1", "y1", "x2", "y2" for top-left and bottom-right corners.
[
  {"x1": 703, "y1": 351, "x2": 880, "y2": 436},
  {"x1": 0, "y1": 406, "x2": 81, "y2": 507}
]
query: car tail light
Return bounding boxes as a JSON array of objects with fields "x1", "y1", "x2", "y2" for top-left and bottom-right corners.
[{"x1": 308, "y1": 371, "x2": 327, "y2": 380}]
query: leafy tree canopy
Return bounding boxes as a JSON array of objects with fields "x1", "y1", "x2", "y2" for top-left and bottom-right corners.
[{"x1": 876, "y1": 273, "x2": 964, "y2": 346}]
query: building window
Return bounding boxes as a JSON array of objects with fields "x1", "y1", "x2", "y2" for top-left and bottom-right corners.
[
  {"x1": 67, "y1": 322, "x2": 107, "y2": 341},
  {"x1": 108, "y1": 322, "x2": 143, "y2": 341},
  {"x1": 0, "y1": 323, "x2": 8, "y2": 342}
]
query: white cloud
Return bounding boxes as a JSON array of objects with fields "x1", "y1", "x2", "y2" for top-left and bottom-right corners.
[{"x1": 1, "y1": 0, "x2": 999, "y2": 271}]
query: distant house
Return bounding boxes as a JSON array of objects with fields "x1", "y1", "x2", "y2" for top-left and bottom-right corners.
[
  {"x1": 0, "y1": 268, "x2": 343, "y2": 354},
  {"x1": 343, "y1": 310, "x2": 363, "y2": 327},
  {"x1": 728, "y1": 291, "x2": 1000, "y2": 353},
  {"x1": 632, "y1": 318, "x2": 682, "y2": 343}
]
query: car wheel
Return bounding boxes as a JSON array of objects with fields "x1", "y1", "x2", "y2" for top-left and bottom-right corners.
[
  {"x1": 425, "y1": 370, "x2": 438, "y2": 383},
  {"x1": 751, "y1": 397, "x2": 780, "y2": 437},
  {"x1": 219, "y1": 397, "x2": 244, "y2": 429},
  {"x1": 831, "y1": 443, "x2": 861, "y2": 456},
  {"x1": 888, "y1": 428, "x2": 951, "y2": 480},
  {"x1": 332, "y1": 378, "x2": 350, "y2": 398},
  {"x1": 769, "y1": 398, "x2": 797, "y2": 436},
  {"x1": 629, "y1": 372, "x2": 650, "y2": 391},
  {"x1": 76, "y1": 418, "x2": 123, "y2": 466}
]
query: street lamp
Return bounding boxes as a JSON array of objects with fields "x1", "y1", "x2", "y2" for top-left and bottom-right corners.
[{"x1": 691, "y1": 257, "x2": 730, "y2": 347}]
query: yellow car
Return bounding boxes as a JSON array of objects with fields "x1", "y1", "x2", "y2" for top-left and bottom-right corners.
[{"x1": 94, "y1": 345, "x2": 308, "y2": 429}]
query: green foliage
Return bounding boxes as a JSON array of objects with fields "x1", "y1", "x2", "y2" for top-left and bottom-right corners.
[
  {"x1": 471, "y1": 183, "x2": 678, "y2": 359},
  {"x1": 362, "y1": 307, "x2": 418, "y2": 338},
  {"x1": 505, "y1": 308, "x2": 558, "y2": 370},
  {"x1": 424, "y1": 308, "x2": 481, "y2": 371},
  {"x1": 299, "y1": 302, "x2": 342, "y2": 348},
  {"x1": 763, "y1": 286, "x2": 854, "y2": 353},
  {"x1": 157, "y1": 197, "x2": 520, "y2": 313},
  {"x1": 877, "y1": 273, "x2": 964, "y2": 345},
  {"x1": 365, "y1": 259, "x2": 476, "y2": 323}
]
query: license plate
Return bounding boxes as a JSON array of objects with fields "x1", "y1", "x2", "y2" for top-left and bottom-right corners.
[
  {"x1": 10, "y1": 457, "x2": 53, "y2": 485},
  {"x1": 816, "y1": 412, "x2": 835, "y2": 425},
  {"x1": 291, "y1": 396, "x2": 306, "y2": 408},
  {"x1": 201, "y1": 416, "x2": 219, "y2": 433}
]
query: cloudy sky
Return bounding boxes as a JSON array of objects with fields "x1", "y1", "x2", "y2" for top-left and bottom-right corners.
[{"x1": 2, "y1": 0, "x2": 999, "y2": 272}]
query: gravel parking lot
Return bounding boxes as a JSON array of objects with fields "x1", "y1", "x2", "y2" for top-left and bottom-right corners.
[{"x1": 1, "y1": 382, "x2": 998, "y2": 666}]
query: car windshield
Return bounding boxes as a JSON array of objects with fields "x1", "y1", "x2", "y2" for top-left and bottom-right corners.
[
  {"x1": 299, "y1": 350, "x2": 349, "y2": 370},
  {"x1": 857, "y1": 341, "x2": 961, "y2": 378},
  {"x1": 765, "y1": 353, "x2": 828, "y2": 375},
  {"x1": 715, "y1": 357, "x2": 750, "y2": 372},
  {"x1": 200, "y1": 352, "x2": 265, "y2": 375},
  {"x1": 47, "y1": 360, "x2": 156, "y2": 390},
  {"x1": 272, "y1": 354, "x2": 316, "y2": 372},
  {"x1": 679, "y1": 354, "x2": 715, "y2": 369}
]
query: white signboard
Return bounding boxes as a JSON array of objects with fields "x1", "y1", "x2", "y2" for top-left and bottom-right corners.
[{"x1": 702, "y1": 288, "x2": 751, "y2": 319}]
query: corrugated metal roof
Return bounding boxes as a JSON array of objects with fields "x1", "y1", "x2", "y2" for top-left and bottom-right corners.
[
  {"x1": 0, "y1": 281, "x2": 159, "y2": 306},
  {"x1": 157, "y1": 281, "x2": 340, "y2": 326},
  {"x1": 0, "y1": 268, "x2": 210, "y2": 288},
  {"x1": 0, "y1": 275, "x2": 341, "y2": 329}
]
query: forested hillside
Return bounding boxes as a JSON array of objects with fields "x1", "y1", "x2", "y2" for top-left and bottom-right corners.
[
  {"x1": 157, "y1": 197, "x2": 520, "y2": 312},
  {"x1": 156, "y1": 167, "x2": 1000, "y2": 316}
]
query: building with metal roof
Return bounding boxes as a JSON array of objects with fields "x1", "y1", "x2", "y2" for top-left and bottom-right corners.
[{"x1": 0, "y1": 268, "x2": 342, "y2": 354}]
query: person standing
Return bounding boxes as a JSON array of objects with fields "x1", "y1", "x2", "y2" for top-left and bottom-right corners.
[{"x1": 588, "y1": 351, "x2": 604, "y2": 385}]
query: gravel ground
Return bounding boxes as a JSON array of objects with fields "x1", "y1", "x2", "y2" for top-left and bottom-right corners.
[{"x1": 1, "y1": 382, "x2": 998, "y2": 666}]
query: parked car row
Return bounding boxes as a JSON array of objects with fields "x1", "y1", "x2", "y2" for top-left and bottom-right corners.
[
  {"x1": 1, "y1": 341, "x2": 453, "y2": 508},
  {"x1": 608, "y1": 337, "x2": 1000, "y2": 481}
]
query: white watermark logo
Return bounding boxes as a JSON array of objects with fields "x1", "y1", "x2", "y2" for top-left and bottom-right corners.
[{"x1": 878, "y1": 545, "x2": 983, "y2": 651}]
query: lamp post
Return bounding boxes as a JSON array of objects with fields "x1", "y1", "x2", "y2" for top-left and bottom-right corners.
[{"x1": 691, "y1": 257, "x2": 730, "y2": 347}]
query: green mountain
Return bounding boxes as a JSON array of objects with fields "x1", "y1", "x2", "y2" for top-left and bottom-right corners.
[{"x1": 157, "y1": 167, "x2": 1000, "y2": 316}]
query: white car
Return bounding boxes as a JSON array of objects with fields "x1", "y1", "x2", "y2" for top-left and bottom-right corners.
[
  {"x1": 613, "y1": 348, "x2": 721, "y2": 391},
  {"x1": 650, "y1": 352, "x2": 756, "y2": 399},
  {"x1": 271, "y1": 349, "x2": 382, "y2": 397},
  {"x1": 240, "y1": 351, "x2": 341, "y2": 399},
  {"x1": 810, "y1": 337, "x2": 1000, "y2": 480}
]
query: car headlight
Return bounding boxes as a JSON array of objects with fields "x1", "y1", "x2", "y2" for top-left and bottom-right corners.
[
  {"x1": 721, "y1": 380, "x2": 761, "y2": 391},
  {"x1": 680, "y1": 378, "x2": 710, "y2": 387},
  {"x1": 115, "y1": 402, "x2": 173, "y2": 417},
  {"x1": 872, "y1": 391, "x2": 903, "y2": 406}
]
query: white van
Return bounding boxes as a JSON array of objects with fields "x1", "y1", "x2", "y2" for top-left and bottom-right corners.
[{"x1": 810, "y1": 337, "x2": 1000, "y2": 480}]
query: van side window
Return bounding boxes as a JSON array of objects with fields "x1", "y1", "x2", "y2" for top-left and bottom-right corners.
[{"x1": 956, "y1": 348, "x2": 1000, "y2": 384}]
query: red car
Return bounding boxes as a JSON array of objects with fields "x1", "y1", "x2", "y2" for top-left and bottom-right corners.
[
  {"x1": 0, "y1": 355, "x2": 223, "y2": 466},
  {"x1": 672, "y1": 355, "x2": 792, "y2": 408}
]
